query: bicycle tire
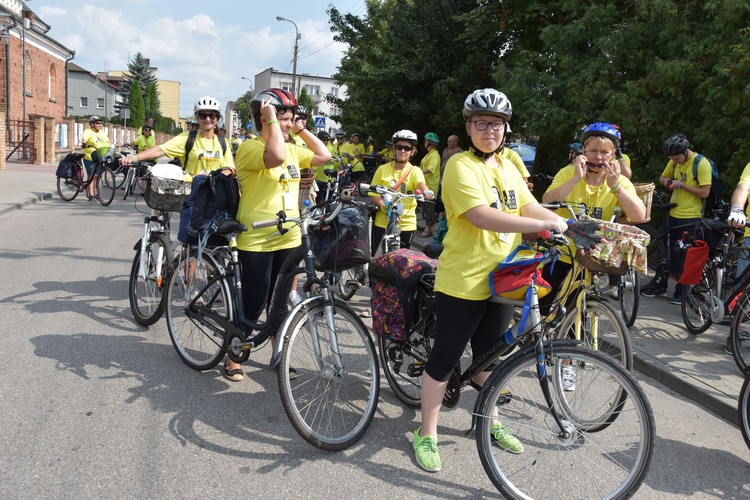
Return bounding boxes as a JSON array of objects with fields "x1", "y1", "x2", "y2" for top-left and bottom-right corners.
[
  {"x1": 556, "y1": 299, "x2": 633, "y2": 370},
  {"x1": 165, "y1": 249, "x2": 231, "y2": 370},
  {"x1": 129, "y1": 233, "x2": 172, "y2": 326},
  {"x1": 278, "y1": 297, "x2": 380, "y2": 450},
  {"x1": 123, "y1": 169, "x2": 135, "y2": 200},
  {"x1": 378, "y1": 284, "x2": 436, "y2": 407},
  {"x1": 638, "y1": 224, "x2": 662, "y2": 290},
  {"x1": 337, "y1": 264, "x2": 365, "y2": 301},
  {"x1": 681, "y1": 272, "x2": 715, "y2": 334},
  {"x1": 730, "y1": 293, "x2": 750, "y2": 372},
  {"x1": 476, "y1": 345, "x2": 654, "y2": 499},
  {"x1": 416, "y1": 203, "x2": 426, "y2": 232},
  {"x1": 57, "y1": 175, "x2": 81, "y2": 201},
  {"x1": 619, "y1": 269, "x2": 640, "y2": 327},
  {"x1": 112, "y1": 165, "x2": 127, "y2": 189},
  {"x1": 97, "y1": 167, "x2": 116, "y2": 206},
  {"x1": 738, "y1": 374, "x2": 750, "y2": 450}
]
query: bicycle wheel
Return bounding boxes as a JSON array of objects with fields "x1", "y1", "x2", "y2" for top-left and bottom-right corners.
[
  {"x1": 112, "y1": 165, "x2": 127, "y2": 189},
  {"x1": 378, "y1": 285, "x2": 435, "y2": 407},
  {"x1": 337, "y1": 264, "x2": 365, "y2": 301},
  {"x1": 57, "y1": 176, "x2": 81, "y2": 201},
  {"x1": 165, "y1": 249, "x2": 231, "y2": 370},
  {"x1": 556, "y1": 299, "x2": 633, "y2": 370},
  {"x1": 739, "y1": 374, "x2": 750, "y2": 450},
  {"x1": 682, "y1": 272, "x2": 715, "y2": 334},
  {"x1": 129, "y1": 233, "x2": 172, "y2": 326},
  {"x1": 730, "y1": 294, "x2": 750, "y2": 372},
  {"x1": 97, "y1": 167, "x2": 116, "y2": 206},
  {"x1": 416, "y1": 203, "x2": 426, "y2": 232},
  {"x1": 476, "y1": 346, "x2": 654, "y2": 499},
  {"x1": 123, "y1": 169, "x2": 135, "y2": 200},
  {"x1": 638, "y1": 224, "x2": 662, "y2": 289},
  {"x1": 278, "y1": 297, "x2": 379, "y2": 450},
  {"x1": 619, "y1": 269, "x2": 640, "y2": 327}
]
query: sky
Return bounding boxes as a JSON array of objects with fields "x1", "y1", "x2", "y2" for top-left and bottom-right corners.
[{"x1": 34, "y1": 0, "x2": 364, "y2": 118}]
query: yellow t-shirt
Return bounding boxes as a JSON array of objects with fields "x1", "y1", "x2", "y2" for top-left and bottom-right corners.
[
  {"x1": 366, "y1": 144, "x2": 374, "y2": 155},
  {"x1": 499, "y1": 147, "x2": 530, "y2": 179},
  {"x1": 369, "y1": 162, "x2": 426, "y2": 231},
  {"x1": 316, "y1": 142, "x2": 338, "y2": 182},
  {"x1": 234, "y1": 137, "x2": 315, "y2": 252},
  {"x1": 739, "y1": 162, "x2": 750, "y2": 237},
  {"x1": 133, "y1": 134, "x2": 155, "y2": 153},
  {"x1": 159, "y1": 132, "x2": 235, "y2": 176},
  {"x1": 82, "y1": 128, "x2": 110, "y2": 161},
  {"x1": 420, "y1": 149, "x2": 441, "y2": 193},
  {"x1": 379, "y1": 148, "x2": 394, "y2": 162},
  {"x1": 343, "y1": 142, "x2": 366, "y2": 172},
  {"x1": 661, "y1": 152, "x2": 712, "y2": 219},
  {"x1": 435, "y1": 151, "x2": 536, "y2": 300}
]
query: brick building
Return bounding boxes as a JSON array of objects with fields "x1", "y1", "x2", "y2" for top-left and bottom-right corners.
[{"x1": 0, "y1": 1, "x2": 73, "y2": 123}]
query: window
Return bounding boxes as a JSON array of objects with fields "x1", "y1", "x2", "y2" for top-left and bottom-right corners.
[
  {"x1": 97, "y1": 98, "x2": 104, "y2": 109},
  {"x1": 80, "y1": 97, "x2": 88, "y2": 108},
  {"x1": 48, "y1": 64, "x2": 57, "y2": 101},
  {"x1": 304, "y1": 84, "x2": 320, "y2": 96},
  {"x1": 330, "y1": 87, "x2": 338, "y2": 97},
  {"x1": 280, "y1": 82, "x2": 293, "y2": 92}
]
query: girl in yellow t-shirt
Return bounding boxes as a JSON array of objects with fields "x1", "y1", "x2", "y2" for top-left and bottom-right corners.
[
  {"x1": 369, "y1": 129, "x2": 433, "y2": 255},
  {"x1": 410, "y1": 89, "x2": 567, "y2": 473},
  {"x1": 81, "y1": 115, "x2": 110, "y2": 200},
  {"x1": 225, "y1": 88, "x2": 331, "y2": 381}
]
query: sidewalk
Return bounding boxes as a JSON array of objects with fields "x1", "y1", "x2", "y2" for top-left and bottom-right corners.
[{"x1": 1, "y1": 162, "x2": 745, "y2": 424}]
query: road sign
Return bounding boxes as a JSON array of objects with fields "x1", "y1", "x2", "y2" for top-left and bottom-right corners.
[
  {"x1": 246, "y1": 121, "x2": 253, "y2": 130},
  {"x1": 314, "y1": 116, "x2": 325, "y2": 128}
]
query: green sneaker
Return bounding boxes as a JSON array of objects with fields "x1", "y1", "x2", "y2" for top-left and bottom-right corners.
[
  {"x1": 412, "y1": 427, "x2": 441, "y2": 472},
  {"x1": 491, "y1": 424, "x2": 524, "y2": 454}
]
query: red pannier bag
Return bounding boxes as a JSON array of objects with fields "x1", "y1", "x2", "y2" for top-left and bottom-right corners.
[{"x1": 670, "y1": 237, "x2": 709, "y2": 285}]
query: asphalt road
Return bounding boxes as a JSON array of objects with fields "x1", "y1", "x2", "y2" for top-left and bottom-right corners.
[{"x1": 0, "y1": 195, "x2": 749, "y2": 499}]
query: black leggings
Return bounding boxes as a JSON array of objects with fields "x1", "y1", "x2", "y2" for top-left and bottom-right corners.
[
  {"x1": 371, "y1": 225, "x2": 414, "y2": 256},
  {"x1": 424, "y1": 292, "x2": 514, "y2": 382},
  {"x1": 237, "y1": 247, "x2": 298, "y2": 323}
]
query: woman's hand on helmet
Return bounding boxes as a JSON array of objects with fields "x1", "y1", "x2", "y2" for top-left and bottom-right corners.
[{"x1": 260, "y1": 98, "x2": 277, "y2": 123}]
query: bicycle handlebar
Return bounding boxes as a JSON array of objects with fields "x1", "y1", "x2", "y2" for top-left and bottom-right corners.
[
  {"x1": 359, "y1": 183, "x2": 427, "y2": 202},
  {"x1": 252, "y1": 200, "x2": 346, "y2": 231}
]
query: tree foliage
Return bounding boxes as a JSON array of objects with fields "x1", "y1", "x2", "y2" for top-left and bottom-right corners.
[
  {"x1": 328, "y1": 0, "x2": 750, "y2": 186},
  {"x1": 144, "y1": 83, "x2": 159, "y2": 116},
  {"x1": 129, "y1": 83, "x2": 145, "y2": 129},
  {"x1": 233, "y1": 89, "x2": 255, "y2": 131}
]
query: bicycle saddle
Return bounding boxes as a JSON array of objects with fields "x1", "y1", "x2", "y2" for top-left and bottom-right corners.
[
  {"x1": 423, "y1": 242, "x2": 443, "y2": 259},
  {"x1": 215, "y1": 219, "x2": 247, "y2": 235}
]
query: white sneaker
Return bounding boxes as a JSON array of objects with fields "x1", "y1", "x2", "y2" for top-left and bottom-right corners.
[
  {"x1": 561, "y1": 365, "x2": 576, "y2": 391},
  {"x1": 288, "y1": 291, "x2": 304, "y2": 307}
]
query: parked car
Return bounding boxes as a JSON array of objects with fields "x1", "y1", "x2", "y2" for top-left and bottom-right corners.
[{"x1": 507, "y1": 143, "x2": 536, "y2": 171}]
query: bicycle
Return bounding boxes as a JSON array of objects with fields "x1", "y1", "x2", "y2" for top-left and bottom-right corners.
[
  {"x1": 738, "y1": 368, "x2": 750, "y2": 450},
  {"x1": 122, "y1": 159, "x2": 153, "y2": 200},
  {"x1": 56, "y1": 150, "x2": 116, "y2": 206},
  {"x1": 128, "y1": 164, "x2": 191, "y2": 326},
  {"x1": 379, "y1": 209, "x2": 634, "y2": 410},
  {"x1": 164, "y1": 195, "x2": 380, "y2": 450},
  {"x1": 110, "y1": 147, "x2": 134, "y2": 190},
  {"x1": 384, "y1": 226, "x2": 654, "y2": 497}
]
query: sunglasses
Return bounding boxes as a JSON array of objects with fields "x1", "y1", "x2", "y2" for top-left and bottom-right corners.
[
  {"x1": 585, "y1": 161, "x2": 604, "y2": 168},
  {"x1": 197, "y1": 112, "x2": 219, "y2": 120},
  {"x1": 394, "y1": 145, "x2": 413, "y2": 152}
]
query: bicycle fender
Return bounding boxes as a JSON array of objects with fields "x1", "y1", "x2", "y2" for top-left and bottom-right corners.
[{"x1": 132, "y1": 238, "x2": 142, "y2": 251}]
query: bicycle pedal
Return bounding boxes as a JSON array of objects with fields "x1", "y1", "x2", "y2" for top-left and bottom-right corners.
[
  {"x1": 442, "y1": 371, "x2": 461, "y2": 408},
  {"x1": 407, "y1": 361, "x2": 424, "y2": 377},
  {"x1": 496, "y1": 390, "x2": 513, "y2": 406}
]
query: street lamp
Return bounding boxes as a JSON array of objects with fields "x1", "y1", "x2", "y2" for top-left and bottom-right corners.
[{"x1": 276, "y1": 16, "x2": 299, "y2": 99}]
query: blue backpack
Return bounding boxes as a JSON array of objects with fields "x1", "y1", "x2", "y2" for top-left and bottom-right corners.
[{"x1": 691, "y1": 154, "x2": 725, "y2": 217}]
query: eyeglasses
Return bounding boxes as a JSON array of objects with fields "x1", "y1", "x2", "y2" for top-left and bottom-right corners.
[
  {"x1": 197, "y1": 112, "x2": 219, "y2": 120},
  {"x1": 472, "y1": 120, "x2": 505, "y2": 131},
  {"x1": 585, "y1": 161, "x2": 604, "y2": 168},
  {"x1": 93, "y1": 121, "x2": 102, "y2": 125},
  {"x1": 394, "y1": 145, "x2": 413, "y2": 152}
]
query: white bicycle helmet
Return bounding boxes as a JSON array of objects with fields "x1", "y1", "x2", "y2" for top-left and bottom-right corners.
[
  {"x1": 462, "y1": 88, "x2": 512, "y2": 122},
  {"x1": 392, "y1": 129, "x2": 418, "y2": 146},
  {"x1": 194, "y1": 96, "x2": 222, "y2": 114}
]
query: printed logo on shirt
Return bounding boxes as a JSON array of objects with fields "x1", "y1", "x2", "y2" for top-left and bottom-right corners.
[
  {"x1": 504, "y1": 189, "x2": 518, "y2": 210},
  {"x1": 287, "y1": 164, "x2": 300, "y2": 179},
  {"x1": 490, "y1": 186, "x2": 504, "y2": 210}
]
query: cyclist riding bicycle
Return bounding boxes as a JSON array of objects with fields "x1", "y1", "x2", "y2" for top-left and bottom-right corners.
[
  {"x1": 410, "y1": 88, "x2": 568, "y2": 473},
  {"x1": 228, "y1": 88, "x2": 331, "y2": 382},
  {"x1": 640, "y1": 133, "x2": 713, "y2": 304},
  {"x1": 132, "y1": 125, "x2": 155, "y2": 153},
  {"x1": 81, "y1": 115, "x2": 110, "y2": 201},
  {"x1": 369, "y1": 129, "x2": 434, "y2": 255}
]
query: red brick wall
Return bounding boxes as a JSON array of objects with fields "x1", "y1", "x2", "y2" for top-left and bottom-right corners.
[{"x1": 0, "y1": 37, "x2": 67, "y2": 122}]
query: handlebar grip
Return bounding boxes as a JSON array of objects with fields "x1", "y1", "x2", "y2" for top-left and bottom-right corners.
[
  {"x1": 252, "y1": 219, "x2": 278, "y2": 229},
  {"x1": 539, "y1": 230, "x2": 551, "y2": 240}
]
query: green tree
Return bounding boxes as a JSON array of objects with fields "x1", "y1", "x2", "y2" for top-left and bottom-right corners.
[
  {"x1": 233, "y1": 89, "x2": 255, "y2": 130},
  {"x1": 144, "y1": 83, "x2": 159, "y2": 116},
  {"x1": 117, "y1": 52, "x2": 159, "y2": 113},
  {"x1": 297, "y1": 88, "x2": 316, "y2": 132},
  {"x1": 129, "y1": 83, "x2": 145, "y2": 129}
]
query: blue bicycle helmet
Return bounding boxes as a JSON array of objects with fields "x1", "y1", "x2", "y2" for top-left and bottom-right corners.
[{"x1": 580, "y1": 122, "x2": 621, "y2": 147}]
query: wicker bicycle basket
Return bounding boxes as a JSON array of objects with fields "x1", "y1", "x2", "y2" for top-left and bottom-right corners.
[
  {"x1": 574, "y1": 216, "x2": 651, "y2": 275},
  {"x1": 299, "y1": 168, "x2": 315, "y2": 188},
  {"x1": 634, "y1": 182, "x2": 655, "y2": 223},
  {"x1": 144, "y1": 175, "x2": 192, "y2": 212}
]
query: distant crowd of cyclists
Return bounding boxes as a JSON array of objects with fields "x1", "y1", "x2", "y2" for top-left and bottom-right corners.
[{"x1": 77, "y1": 83, "x2": 750, "y2": 475}]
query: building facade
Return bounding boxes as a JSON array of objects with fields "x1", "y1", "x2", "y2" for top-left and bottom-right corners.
[
  {"x1": 0, "y1": 1, "x2": 74, "y2": 123},
  {"x1": 254, "y1": 67, "x2": 346, "y2": 136},
  {"x1": 67, "y1": 63, "x2": 119, "y2": 119}
]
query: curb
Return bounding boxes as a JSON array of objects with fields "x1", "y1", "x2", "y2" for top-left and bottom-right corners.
[{"x1": 0, "y1": 192, "x2": 54, "y2": 217}]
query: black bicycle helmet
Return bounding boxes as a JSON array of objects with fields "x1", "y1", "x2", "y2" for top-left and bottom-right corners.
[
  {"x1": 462, "y1": 88, "x2": 513, "y2": 122},
  {"x1": 663, "y1": 133, "x2": 690, "y2": 156},
  {"x1": 580, "y1": 122, "x2": 621, "y2": 147},
  {"x1": 250, "y1": 88, "x2": 297, "y2": 116}
]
